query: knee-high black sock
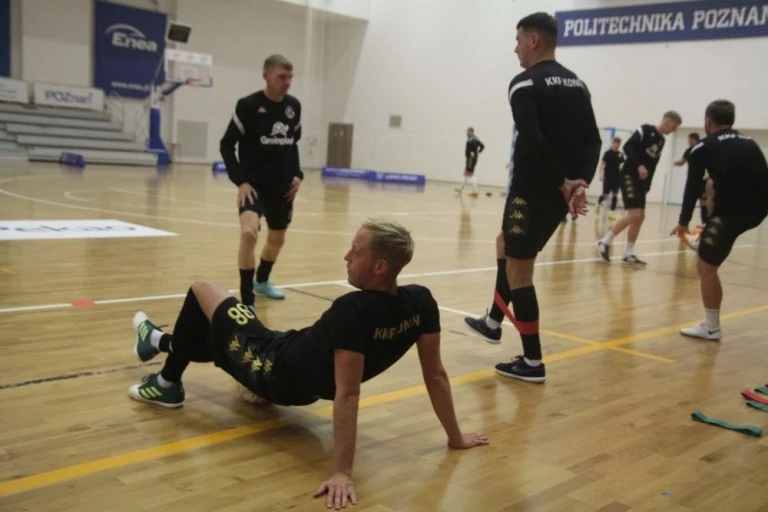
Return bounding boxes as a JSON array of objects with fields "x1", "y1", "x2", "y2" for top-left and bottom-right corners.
[
  {"x1": 240, "y1": 268, "x2": 255, "y2": 305},
  {"x1": 700, "y1": 205, "x2": 708, "y2": 224},
  {"x1": 509, "y1": 286, "x2": 541, "y2": 361},
  {"x1": 256, "y1": 258, "x2": 275, "y2": 284},
  {"x1": 611, "y1": 195, "x2": 618, "y2": 211},
  {"x1": 160, "y1": 287, "x2": 215, "y2": 382},
  {"x1": 488, "y1": 259, "x2": 511, "y2": 324},
  {"x1": 598, "y1": 194, "x2": 605, "y2": 205}
]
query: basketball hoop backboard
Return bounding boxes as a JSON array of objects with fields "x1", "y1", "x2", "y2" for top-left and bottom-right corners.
[{"x1": 164, "y1": 48, "x2": 213, "y2": 88}]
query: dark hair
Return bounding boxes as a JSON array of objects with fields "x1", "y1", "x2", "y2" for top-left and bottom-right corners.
[
  {"x1": 705, "y1": 100, "x2": 735, "y2": 126},
  {"x1": 612, "y1": 137, "x2": 622, "y2": 143},
  {"x1": 517, "y1": 12, "x2": 558, "y2": 42},
  {"x1": 663, "y1": 110, "x2": 682, "y2": 124},
  {"x1": 688, "y1": 132, "x2": 700, "y2": 142}
]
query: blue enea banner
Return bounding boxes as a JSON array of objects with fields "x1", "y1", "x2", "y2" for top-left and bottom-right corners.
[
  {"x1": 93, "y1": 1, "x2": 166, "y2": 98},
  {"x1": 0, "y1": 0, "x2": 9, "y2": 77},
  {"x1": 555, "y1": 0, "x2": 768, "y2": 46}
]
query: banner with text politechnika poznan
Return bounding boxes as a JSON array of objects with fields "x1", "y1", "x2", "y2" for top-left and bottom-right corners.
[{"x1": 555, "y1": 1, "x2": 768, "y2": 47}]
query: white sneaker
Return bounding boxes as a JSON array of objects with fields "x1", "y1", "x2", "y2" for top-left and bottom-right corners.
[{"x1": 681, "y1": 322, "x2": 722, "y2": 341}]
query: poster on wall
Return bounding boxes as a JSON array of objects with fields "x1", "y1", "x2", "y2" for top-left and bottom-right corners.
[
  {"x1": 0, "y1": 0, "x2": 10, "y2": 77},
  {"x1": 556, "y1": 0, "x2": 768, "y2": 46},
  {"x1": 93, "y1": 1, "x2": 166, "y2": 99}
]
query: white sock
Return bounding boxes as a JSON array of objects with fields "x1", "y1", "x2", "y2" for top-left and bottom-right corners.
[
  {"x1": 524, "y1": 357, "x2": 542, "y2": 367},
  {"x1": 624, "y1": 242, "x2": 635, "y2": 257},
  {"x1": 149, "y1": 329, "x2": 164, "y2": 350},
  {"x1": 485, "y1": 316, "x2": 501, "y2": 330},
  {"x1": 458, "y1": 177, "x2": 467, "y2": 190},
  {"x1": 601, "y1": 231, "x2": 615, "y2": 245},
  {"x1": 156, "y1": 374, "x2": 174, "y2": 389},
  {"x1": 470, "y1": 176, "x2": 478, "y2": 193},
  {"x1": 704, "y1": 308, "x2": 720, "y2": 328}
]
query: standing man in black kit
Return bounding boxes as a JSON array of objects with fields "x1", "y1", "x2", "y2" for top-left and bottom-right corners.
[
  {"x1": 220, "y1": 54, "x2": 303, "y2": 307},
  {"x1": 464, "y1": 12, "x2": 602, "y2": 383}
]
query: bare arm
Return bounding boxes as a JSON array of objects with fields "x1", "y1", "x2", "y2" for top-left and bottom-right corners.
[
  {"x1": 417, "y1": 332, "x2": 488, "y2": 449},
  {"x1": 313, "y1": 349, "x2": 362, "y2": 509}
]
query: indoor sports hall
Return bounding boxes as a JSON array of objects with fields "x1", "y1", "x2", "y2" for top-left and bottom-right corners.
[{"x1": 1, "y1": 1, "x2": 767, "y2": 511}]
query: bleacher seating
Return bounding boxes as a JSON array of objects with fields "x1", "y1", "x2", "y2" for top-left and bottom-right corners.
[{"x1": 0, "y1": 102, "x2": 157, "y2": 166}]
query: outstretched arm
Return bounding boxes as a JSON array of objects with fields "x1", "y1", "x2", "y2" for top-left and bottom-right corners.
[
  {"x1": 417, "y1": 332, "x2": 488, "y2": 448},
  {"x1": 314, "y1": 349, "x2": 362, "y2": 509}
]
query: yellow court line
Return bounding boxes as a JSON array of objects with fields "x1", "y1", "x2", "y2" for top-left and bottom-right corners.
[
  {"x1": 542, "y1": 329, "x2": 675, "y2": 364},
  {"x1": 1, "y1": 303, "x2": 765, "y2": 497}
]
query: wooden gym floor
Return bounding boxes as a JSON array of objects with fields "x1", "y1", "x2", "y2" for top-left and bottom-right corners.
[{"x1": 0, "y1": 162, "x2": 767, "y2": 512}]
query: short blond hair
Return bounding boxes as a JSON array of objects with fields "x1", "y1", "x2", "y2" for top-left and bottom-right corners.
[
  {"x1": 264, "y1": 54, "x2": 293, "y2": 71},
  {"x1": 361, "y1": 217, "x2": 414, "y2": 274}
]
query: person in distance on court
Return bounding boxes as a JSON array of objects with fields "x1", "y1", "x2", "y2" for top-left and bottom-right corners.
[
  {"x1": 220, "y1": 54, "x2": 303, "y2": 306},
  {"x1": 596, "y1": 111, "x2": 681, "y2": 265},
  {"x1": 455, "y1": 127, "x2": 485, "y2": 197},
  {"x1": 596, "y1": 137, "x2": 625, "y2": 221},
  {"x1": 127, "y1": 218, "x2": 489, "y2": 509},
  {"x1": 674, "y1": 132, "x2": 709, "y2": 225},
  {"x1": 670, "y1": 100, "x2": 768, "y2": 341},
  {"x1": 464, "y1": 12, "x2": 602, "y2": 383}
]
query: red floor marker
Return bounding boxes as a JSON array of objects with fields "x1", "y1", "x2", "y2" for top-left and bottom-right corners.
[{"x1": 71, "y1": 300, "x2": 96, "y2": 308}]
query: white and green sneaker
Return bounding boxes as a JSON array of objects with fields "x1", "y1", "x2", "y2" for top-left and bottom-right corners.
[
  {"x1": 128, "y1": 373, "x2": 185, "y2": 408},
  {"x1": 254, "y1": 281, "x2": 285, "y2": 300},
  {"x1": 133, "y1": 311, "x2": 161, "y2": 362}
]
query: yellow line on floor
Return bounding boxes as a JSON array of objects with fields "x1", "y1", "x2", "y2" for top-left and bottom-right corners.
[{"x1": 1, "y1": 303, "x2": 764, "y2": 497}]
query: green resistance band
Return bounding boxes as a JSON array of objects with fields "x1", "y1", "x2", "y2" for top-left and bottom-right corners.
[{"x1": 691, "y1": 410, "x2": 763, "y2": 437}]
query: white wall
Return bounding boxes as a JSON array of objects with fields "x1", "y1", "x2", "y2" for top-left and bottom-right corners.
[
  {"x1": 172, "y1": 0, "x2": 327, "y2": 166},
  {"x1": 324, "y1": 0, "x2": 768, "y2": 194}
]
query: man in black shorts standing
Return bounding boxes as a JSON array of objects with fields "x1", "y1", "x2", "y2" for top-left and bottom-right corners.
[
  {"x1": 596, "y1": 137, "x2": 625, "y2": 220},
  {"x1": 128, "y1": 217, "x2": 489, "y2": 508},
  {"x1": 674, "y1": 132, "x2": 708, "y2": 224},
  {"x1": 220, "y1": 54, "x2": 303, "y2": 305},
  {"x1": 596, "y1": 111, "x2": 681, "y2": 265},
  {"x1": 670, "y1": 100, "x2": 768, "y2": 340},
  {"x1": 463, "y1": 12, "x2": 602, "y2": 382},
  {"x1": 455, "y1": 127, "x2": 485, "y2": 197}
]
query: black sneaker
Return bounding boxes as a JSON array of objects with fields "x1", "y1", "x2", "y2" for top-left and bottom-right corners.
[
  {"x1": 495, "y1": 355, "x2": 546, "y2": 383},
  {"x1": 464, "y1": 315, "x2": 502, "y2": 344},
  {"x1": 622, "y1": 254, "x2": 647, "y2": 265},
  {"x1": 596, "y1": 241, "x2": 610, "y2": 262}
]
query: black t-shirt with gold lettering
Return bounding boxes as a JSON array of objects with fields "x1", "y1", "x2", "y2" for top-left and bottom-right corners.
[{"x1": 270, "y1": 285, "x2": 440, "y2": 403}]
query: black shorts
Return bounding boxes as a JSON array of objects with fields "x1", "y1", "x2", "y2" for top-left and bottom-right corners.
[
  {"x1": 501, "y1": 188, "x2": 568, "y2": 259},
  {"x1": 465, "y1": 154, "x2": 477, "y2": 173},
  {"x1": 209, "y1": 297, "x2": 318, "y2": 406},
  {"x1": 697, "y1": 212, "x2": 766, "y2": 266},
  {"x1": 238, "y1": 189, "x2": 293, "y2": 230},
  {"x1": 602, "y1": 176, "x2": 620, "y2": 195},
  {"x1": 620, "y1": 172, "x2": 648, "y2": 210}
]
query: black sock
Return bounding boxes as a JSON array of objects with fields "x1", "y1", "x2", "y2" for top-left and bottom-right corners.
[
  {"x1": 509, "y1": 286, "x2": 541, "y2": 361},
  {"x1": 159, "y1": 333, "x2": 173, "y2": 353},
  {"x1": 256, "y1": 259, "x2": 275, "y2": 284},
  {"x1": 159, "y1": 287, "x2": 215, "y2": 382},
  {"x1": 488, "y1": 259, "x2": 510, "y2": 324},
  {"x1": 598, "y1": 194, "x2": 605, "y2": 205},
  {"x1": 700, "y1": 205, "x2": 708, "y2": 224},
  {"x1": 611, "y1": 195, "x2": 617, "y2": 211},
  {"x1": 240, "y1": 268, "x2": 255, "y2": 305}
]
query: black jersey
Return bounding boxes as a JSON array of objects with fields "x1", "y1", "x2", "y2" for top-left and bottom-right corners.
[
  {"x1": 602, "y1": 149, "x2": 625, "y2": 178},
  {"x1": 622, "y1": 124, "x2": 666, "y2": 183},
  {"x1": 219, "y1": 91, "x2": 303, "y2": 191},
  {"x1": 678, "y1": 128, "x2": 768, "y2": 225},
  {"x1": 681, "y1": 146, "x2": 692, "y2": 163},
  {"x1": 507, "y1": 60, "x2": 602, "y2": 195},
  {"x1": 269, "y1": 285, "x2": 440, "y2": 403},
  {"x1": 466, "y1": 136, "x2": 485, "y2": 158}
]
